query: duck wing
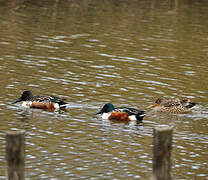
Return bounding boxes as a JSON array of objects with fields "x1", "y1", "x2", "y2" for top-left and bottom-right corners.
[
  {"x1": 33, "y1": 95, "x2": 67, "y2": 105},
  {"x1": 50, "y1": 96, "x2": 67, "y2": 105},
  {"x1": 162, "y1": 101, "x2": 181, "y2": 107},
  {"x1": 115, "y1": 107, "x2": 145, "y2": 116}
]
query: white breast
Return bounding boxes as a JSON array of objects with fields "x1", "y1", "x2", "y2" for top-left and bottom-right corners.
[
  {"x1": 102, "y1": 113, "x2": 111, "y2": 119},
  {"x1": 22, "y1": 101, "x2": 32, "y2": 107}
]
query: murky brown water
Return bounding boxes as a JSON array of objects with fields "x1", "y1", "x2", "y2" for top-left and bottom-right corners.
[{"x1": 0, "y1": 0, "x2": 208, "y2": 179}]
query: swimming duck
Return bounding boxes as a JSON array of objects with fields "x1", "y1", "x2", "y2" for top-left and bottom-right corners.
[
  {"x1": 148, "y1": 97, "x2": 196, "y2": 113},
  {"x1": 95, "y1": 103, "x2": 145, "y2": 122},
  {"x1": 12, "y1": 90, "x2": 68, "y2": 111}
]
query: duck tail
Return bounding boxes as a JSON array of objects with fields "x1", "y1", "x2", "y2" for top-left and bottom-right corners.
[
  {"x1": 136, "y1": 110, "x2": 145, "y2": 120},
  {"x1": 59, "y1": 103, "x2": 70, "y2": 109},
  {"x1": 185, "y1": 102, "x2": 196, "y2": 109}
]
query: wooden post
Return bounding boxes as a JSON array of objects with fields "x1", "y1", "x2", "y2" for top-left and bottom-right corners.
[
  {"x1": 6, "y1": 131, "x2": 25, "y2": 180},
  {"x1": 151, "y1": 126, "x2": 173, "y2": 180}
]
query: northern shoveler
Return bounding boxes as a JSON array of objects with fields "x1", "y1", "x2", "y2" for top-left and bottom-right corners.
[
  {"x1": 148, "y1": 97, "x2": 196, "y2": 113},
  {"x1": 95, "y1": 103, "x2": 145, "y2": 122},
  {"x1": 12, "y1": 90, "x2": 68, "y2": 111}
]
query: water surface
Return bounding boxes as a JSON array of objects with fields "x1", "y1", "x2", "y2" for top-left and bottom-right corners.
[{"x1": 0, "y1": 0, "x2": 208, "y2": 179}]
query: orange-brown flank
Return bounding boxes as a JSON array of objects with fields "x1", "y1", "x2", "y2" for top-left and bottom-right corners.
[
  {"x1": 30, "y1": 102, "x2": 55, "y2": 111},
  {"x1": 108, "y1": 112, "x2": 130, "y2": 122}
]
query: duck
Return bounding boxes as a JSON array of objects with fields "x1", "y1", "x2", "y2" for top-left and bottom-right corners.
[
  {"x1": 95, "y1": 103, "x2": 145, "y2": 122},
  {"x1": 12, "y1": 90, "x2": 68, "y2": 111},
  {"x1": 148, "y1": 97, "x2": 196, "y2": 113}
]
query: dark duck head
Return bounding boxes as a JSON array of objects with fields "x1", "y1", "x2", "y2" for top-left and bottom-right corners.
[
  {"x1": 12, "y1": 90, "x2": 33, "y2": 104},
  {"x1": 95, "y1": 103, "x2": 115, "y2": 115}
]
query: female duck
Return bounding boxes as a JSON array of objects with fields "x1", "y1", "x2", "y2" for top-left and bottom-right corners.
[{"x1": 148, "y1": 97, "x2": 196, "y2": 113}]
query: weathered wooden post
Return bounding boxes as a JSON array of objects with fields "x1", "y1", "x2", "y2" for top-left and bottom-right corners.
[
  {"x1": 151, "y1": 126, "x2": 173, "y2": 180},
  {"x1": 6, "y1": 131, "x2": 25, "y2": 180}
]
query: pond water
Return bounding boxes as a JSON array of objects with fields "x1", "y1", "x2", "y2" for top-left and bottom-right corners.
[{"x1": 0, "y1": 0, "x2": 208, "y2": 179}]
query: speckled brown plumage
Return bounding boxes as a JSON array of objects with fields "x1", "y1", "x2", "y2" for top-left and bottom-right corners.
[{"x1": 148, "y1": 97, "x2": 196, "y2": 113}]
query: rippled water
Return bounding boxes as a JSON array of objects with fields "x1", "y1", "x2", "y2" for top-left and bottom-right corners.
[{"x1": 0, "y1": 0, "x2": 208, "y2": 179}]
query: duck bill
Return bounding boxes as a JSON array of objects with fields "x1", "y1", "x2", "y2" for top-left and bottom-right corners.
[
  {"x1": 95, "y1": 110, "x2": 102, "y2": 115},
  {"x1": 147, "y1": 103, "x2": 158, "y2": 109},
  {"x1": 12, "y1": 97, "x2": 22, "y2": 104}
]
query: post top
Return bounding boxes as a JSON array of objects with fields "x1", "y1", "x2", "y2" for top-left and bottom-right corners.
[
  {"x1": 6, "y1": 130, "x2": 25, "y2": 135},
  {"x1": 154, "y1": 126, "x2": 173, "y2": 132}
]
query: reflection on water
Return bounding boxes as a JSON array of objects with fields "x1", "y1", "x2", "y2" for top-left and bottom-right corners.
[{"x1": 0, "y1": 0, "x2": 208, "y2": 179}]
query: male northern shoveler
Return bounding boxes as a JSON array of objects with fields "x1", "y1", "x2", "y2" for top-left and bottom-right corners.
[
  {"x1": 12, "y1": 90, "x2": 68, "y2": 111},
  {"x1": 95, "y1": 103, "x2": 145, "y2": 122},
  {"x1": 148, "y1": 97, "x2": 196, "y2": 113}
]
